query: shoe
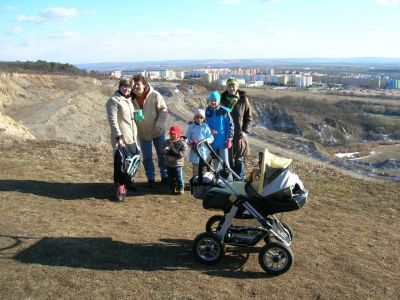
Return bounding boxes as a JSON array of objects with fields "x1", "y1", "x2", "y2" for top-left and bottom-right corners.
[
  {"x1": 115, "y1": 184, "x2": 126, "y2": 202},
  {"x1": 148, "y1": 180, "x2": 156, "y2": 188},
  {"x1": 161, "y1": 177, "x2": 168, "y2": 185},
  {"x1": 178, "y1": 188, "x2": 185, "y2": 195}
]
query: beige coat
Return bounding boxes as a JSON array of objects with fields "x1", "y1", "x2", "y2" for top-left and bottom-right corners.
[
  {"x1": 132, "y1": 85, "x2": 168, "y2": 141},
  {"x1": 106, "y1": 91, "x2": 138, "y2": 149}
]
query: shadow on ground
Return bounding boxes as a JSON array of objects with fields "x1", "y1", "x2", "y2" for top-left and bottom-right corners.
[
  {"x1": 11, "y1": 236, "x2": 269, "y2": 278},
  {"x1": 0, "y1": 180, "x2": 177, "y2": 201}
]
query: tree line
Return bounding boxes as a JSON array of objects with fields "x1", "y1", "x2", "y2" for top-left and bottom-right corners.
[{"x1": 0, "y1": 60, "x2": 91, "y2": 76}]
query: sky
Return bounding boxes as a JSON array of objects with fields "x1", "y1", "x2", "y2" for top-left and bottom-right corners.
[{"x1": 0, "y1": 0, "x2": 399, "y2": 64}]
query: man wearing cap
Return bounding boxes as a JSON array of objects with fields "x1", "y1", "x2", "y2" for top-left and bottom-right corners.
[
  {"x1": 220, "y1": 78, "x2": 252, "y2": 180},
  {"x1": 131, "y1": 75, "x2": 168, "y2": 188}
]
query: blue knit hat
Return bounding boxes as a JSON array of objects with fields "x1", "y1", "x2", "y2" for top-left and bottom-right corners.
[{"x1": 206, "y1": 91, "x2": 221, "y2": 104}]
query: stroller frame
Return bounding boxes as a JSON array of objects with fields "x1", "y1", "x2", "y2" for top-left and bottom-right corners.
[{"x1": 191, "y1": 140, "x2": 307, "y2": 275}]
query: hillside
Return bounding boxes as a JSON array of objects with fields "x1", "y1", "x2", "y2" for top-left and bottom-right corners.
[
  {"x1": 0, "y1": 73, "x2": 399, "y2": 298},
  {"x1": 0, "y1": 136, "x2": 399, "y2": 299}
]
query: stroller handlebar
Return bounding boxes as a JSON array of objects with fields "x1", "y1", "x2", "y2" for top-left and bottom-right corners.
[{"x1": 194, "y1": 139, "x2": 241, "y2": 181}]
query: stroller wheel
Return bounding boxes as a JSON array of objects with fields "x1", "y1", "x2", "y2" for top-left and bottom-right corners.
[
  {"x1": 193, "y1": 232, "x2": 225, "y2": 265},
  {"x1": 258, "y1": 242, "x2": 293, "y2": 275},
  {"x1": 205, "y1": 215, "x2": 225, "y2": 233}
]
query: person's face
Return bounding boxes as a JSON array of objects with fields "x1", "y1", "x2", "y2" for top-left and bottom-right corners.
[
  {"x1": 227, "y1": 84, "x2": 238, "y2": 95},
  {"x1": 119, "y1": 84, "x2": 132, "y2": 96},
  {"x1": 133, "y1": 80, "x2": 145, "y2": 95},
  {"x1": 194, "y1": 116, "x2": 204, "y2": 124},
  {"x1": 209, "y1": 99, "x2": 218, "y2": 108},
  {"x1": 170, "y1": 133, "x2": 178, "y2": 141}
]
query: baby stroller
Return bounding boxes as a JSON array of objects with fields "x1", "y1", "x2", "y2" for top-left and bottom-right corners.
[
  {"x1": 190, "y1": 140, "x2": 308, "y2": 275},
  {"x1": 114, "y1": 146, "x2": 141, "y2": 202}
]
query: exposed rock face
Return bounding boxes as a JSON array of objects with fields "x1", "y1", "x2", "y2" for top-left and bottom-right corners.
[{"x1": 253, "y1": 106, "x2": 302, "y2": 135}]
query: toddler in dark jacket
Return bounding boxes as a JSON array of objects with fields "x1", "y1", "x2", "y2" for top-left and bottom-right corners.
[{"x1": 161, "y1": 125, "x2": 188, "y2": 195}]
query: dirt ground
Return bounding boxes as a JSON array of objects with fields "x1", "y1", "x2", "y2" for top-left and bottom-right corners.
[
  {"x1": 0, "y1": 73, "x2": 399, "y2": 299},
  {"x1": 0, "y1": 137, "x2": 399, "y2": 299}
]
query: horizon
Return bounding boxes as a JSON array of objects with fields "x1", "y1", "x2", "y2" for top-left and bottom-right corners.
[{"x1": 1, "y1": 0, "x2": 400, "y2": 64}]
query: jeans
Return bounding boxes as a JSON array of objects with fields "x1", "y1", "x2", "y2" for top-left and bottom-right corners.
[
  {"x1": 140, "y1": 135, "x2": 167, "y2": 181},
  {"x1": 167, "y1": 166, "x2": 184, "y2": 189},
  {"x1": 212, "y1": 148, "x2": 233, "y2": 181},
  {"x1": 233, "y1": 156, "x2": 245, "y2": 180}
]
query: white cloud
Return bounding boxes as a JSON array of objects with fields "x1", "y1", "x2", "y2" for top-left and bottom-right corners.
[
  {"x1": 8, "y1": 26, "x2": 22, "y2": 34},
  {"x1": 220, "y1": 0, "x2": 240, "y2": 5},
  {"x1": 16, "y1": 15, "x2": 46, "y2": 23},
  {"x1": 3, "y1": 6, "x2": 16, "y2": 12},
  {"x1": 263, "y1": 28, "x2": 296, "y2": 35},
  {"x1": 40, "y1": 7, "x2": 78, "y2": 21},
  {"x1": 376, "y1": 0, "x2": 399, "y2": 6},
  {"x1": 16, "y1": 7, "x2": 78, "y2": 24},
  {"x1": 266, "y1": 13, "x2": 279, "y2": 19},
  {"x1": 260, "y1": 0, "x2": 280, "y2": 3},
  {"x1": 46, "y1": 30, "x2": 80, "y2": 39},
  {"x1": 371, "y1": 26, "x2": 386, "y2": 32}
]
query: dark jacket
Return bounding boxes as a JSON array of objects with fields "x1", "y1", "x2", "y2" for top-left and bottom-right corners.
[
  {"x1": 220, "y1": 90, "x2": 252, "y2": 157},
  {"x1": 161, "y1": 137, "x2": 188, "y2": 167}
]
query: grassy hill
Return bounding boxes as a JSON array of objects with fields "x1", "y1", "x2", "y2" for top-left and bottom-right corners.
[
  {"x1": 0, "y1": 136, "x2": 399, "y2": 299},
  {"x1": 0, "y1": 73, "x2": 399, "y2": 298}
]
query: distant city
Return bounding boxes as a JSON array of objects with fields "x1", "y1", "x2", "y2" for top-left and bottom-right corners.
[{"x1": 102, "y1": 67, "x2": 400, "y2": 90}]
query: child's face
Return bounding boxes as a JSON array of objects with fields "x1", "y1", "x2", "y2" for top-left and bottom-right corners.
[
  {"x1": 194, "y1": 116, "x2": 204, "y2": 124},
  {"x1": 170, "y1": 133, "x2": 178, "y2": 141},
  {"x1": 209, "y1": 99, "x2": 218, "y2": 108}
]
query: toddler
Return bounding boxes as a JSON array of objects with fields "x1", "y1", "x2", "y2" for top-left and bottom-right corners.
[{"x1": 161, "y1": 125, "x2": 188, "y2": 195}]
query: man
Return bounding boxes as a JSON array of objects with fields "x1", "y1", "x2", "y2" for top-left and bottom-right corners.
[
  {"x1": 131, "y1": 75, "x2": 168, "y2": 188},
  {"x1": 220, "y1": 78, "x2": 252, "y2": 179}
]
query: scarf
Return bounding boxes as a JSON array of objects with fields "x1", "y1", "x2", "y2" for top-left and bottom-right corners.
[
  {"x1": 133, "y1": 85, "x2": 150, "y2": 109},
  {"x1": 225, "y1": 92, "x2": 240, "y2": 111}
]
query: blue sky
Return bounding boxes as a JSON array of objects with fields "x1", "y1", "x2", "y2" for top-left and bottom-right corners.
[{"x1": 0, "y1": 0, "x2": 399, "y2": 64}]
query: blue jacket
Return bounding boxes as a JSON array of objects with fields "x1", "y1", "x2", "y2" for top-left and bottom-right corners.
[
  {"x1": 205, "y1": 106, "x2": 234, "y2": 149},
  {"x1": 186, "y1": 121, "x2": 214, "y2": 164}
]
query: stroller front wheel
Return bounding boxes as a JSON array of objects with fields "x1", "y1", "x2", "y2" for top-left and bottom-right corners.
[
  {"x1": 258, "y1": 242, "x2": 293, "y2": 275},
  {"x1": 193, "y1": 232, "x2": 225, "y2": 265}
]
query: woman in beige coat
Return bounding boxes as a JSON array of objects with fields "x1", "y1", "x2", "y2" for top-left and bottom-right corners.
[{"x1": 106, "y1": 77, "x2": 139, "y2": 198}]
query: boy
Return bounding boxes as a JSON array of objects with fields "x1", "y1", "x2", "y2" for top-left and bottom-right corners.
[{"x1": 161, "y1": 125, "x2": 188, "y2": 195}]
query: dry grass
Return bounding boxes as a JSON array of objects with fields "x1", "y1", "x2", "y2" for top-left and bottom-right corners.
[{"x1": 0, "y1": 138, "x2": 399, "y2": 299}]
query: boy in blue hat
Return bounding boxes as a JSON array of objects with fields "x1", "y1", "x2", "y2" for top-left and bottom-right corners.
[{"x1": 205, "y1": 91, "x2": 234, "y2": 181}]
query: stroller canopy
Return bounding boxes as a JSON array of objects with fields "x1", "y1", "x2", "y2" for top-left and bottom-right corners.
[{"x1": 256, "y1": 149, "x2": 294, "y2": 195}]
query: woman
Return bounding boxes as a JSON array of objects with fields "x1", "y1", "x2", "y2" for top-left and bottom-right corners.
[{"x1": 106, "y1": 77, "x2": 139, "y2": 200}]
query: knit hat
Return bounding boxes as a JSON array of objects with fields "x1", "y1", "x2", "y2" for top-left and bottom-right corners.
[
  {"x1": 169, "y1": 124, "x2": 181, "y2": 139},
  {"x1": 194, "y1": 108, "x2": 205, "y2": 119},
  {"x1": 206, "y1": 91, "x2": 221, "y2": 105},
  {"x1": 119, "y1": 77, "x2": 132, "y2": 87},
  {"x1": 226, "y1": 78, "x2": 238, "y2": 87}
]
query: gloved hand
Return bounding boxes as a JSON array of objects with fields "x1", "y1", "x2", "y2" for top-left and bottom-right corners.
[
  {"x1": 190, "y1": 141, "x2": 198, "y2": 149},
  {"x1": 225, "y1": 139, "x2": 233, "y2": 149}
]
